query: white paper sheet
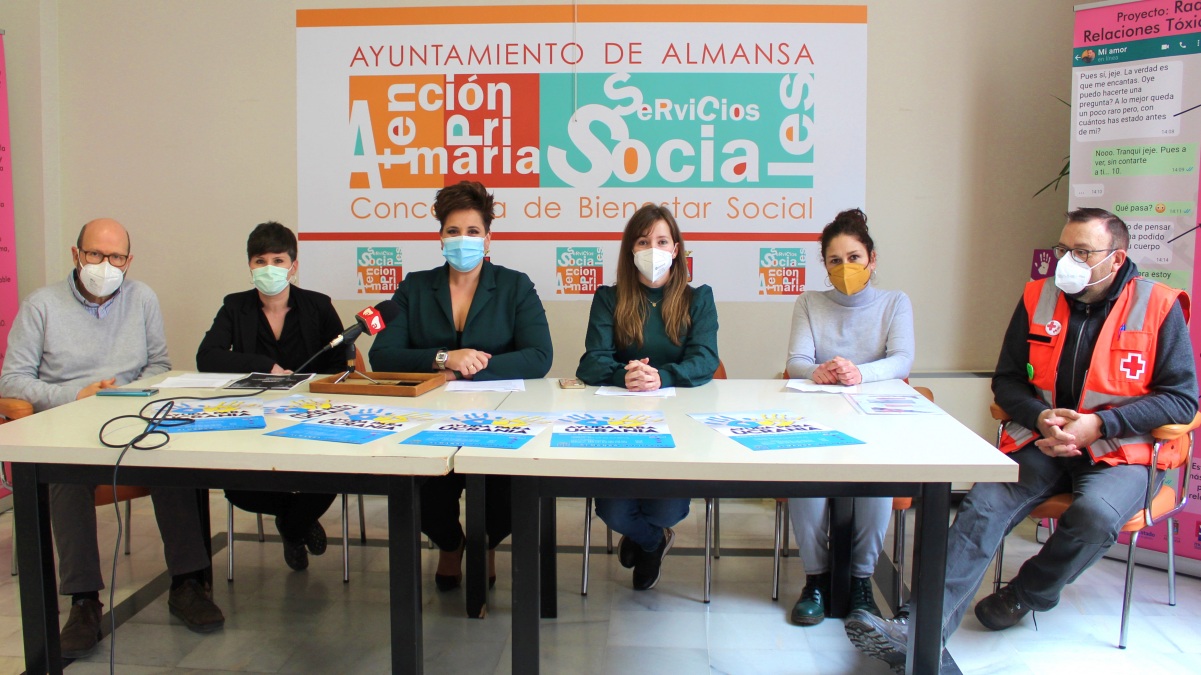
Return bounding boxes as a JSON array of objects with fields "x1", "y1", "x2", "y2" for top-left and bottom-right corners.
[
  {"x1": 594, "y1": 386, "x2": 677, "y2": 398},
  {"x1": 785, "y1": 379, "x2": 860, "y2": 394},
  {"x1": 844, "y1": 393, "x2": 945, "y2": 415},
  {"x1": 444, "y1": 379, "x2": 526, "y2": 392},
  {"x1": 156, "y1": 373, "x2": 240, "y2": 389}
]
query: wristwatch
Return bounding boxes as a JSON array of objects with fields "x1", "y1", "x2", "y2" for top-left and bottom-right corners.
[{"x1": 434, "y1": 350, "x2": 449, "y2": 370}]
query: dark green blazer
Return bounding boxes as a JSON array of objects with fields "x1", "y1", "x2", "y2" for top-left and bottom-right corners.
[
  {"x1": 576, "y1": 283, "x2": 719, "y2": 388},
  {"x1": 368, "y1": 261, "x2": 552, "y2": 381}
]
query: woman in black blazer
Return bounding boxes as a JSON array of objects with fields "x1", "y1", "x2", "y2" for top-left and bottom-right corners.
[
  {"x1": 370, "y1": 181, "x2": 552, "y2": 591},
  {"x1": 196, "y1": 222, "x2": 343, "y2": 571}
]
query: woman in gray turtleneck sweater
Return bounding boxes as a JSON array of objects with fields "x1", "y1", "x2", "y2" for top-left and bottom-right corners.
[{"x1": 783, "y1": 208, "x2": 915, "y2": 627}]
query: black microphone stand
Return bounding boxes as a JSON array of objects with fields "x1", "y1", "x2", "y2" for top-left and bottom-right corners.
[{"x1": 332, "y1": 342, "x2": 381, "y2": 385}]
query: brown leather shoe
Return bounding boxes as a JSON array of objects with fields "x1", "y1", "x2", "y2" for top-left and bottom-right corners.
[
  {"x1": 60, "y1": 597, "x2": 103, "y2": 659},
  {"x1": 974, "y1": 584, "x2": 1031, "y2": 631},
  {"x1": 168, "y1": 579, "x2": 225, "y2": 633}
]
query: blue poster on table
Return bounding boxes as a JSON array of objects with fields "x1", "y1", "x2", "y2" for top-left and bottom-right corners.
[
  {"x1": 152, "y1": 398, "x2": 266, "y2": 433},
  {"x1": 689, "y1": 411, "x2": 863, "y2": 451},
  {"x1": 262, "y1": 395, "x2": 359, "y2": 421},
  {"x1": 550, "y1": 411, "x2": 675, "y2": 449},
  {"x1": 266, "y1": 423, "x2": 394, "y2": 445},
  {"x1": 266, "y1": 406, "x2": 446, "y2": 445},
  {"x1": 402, "y1": 411, "x2": 552, "y2": 450}
]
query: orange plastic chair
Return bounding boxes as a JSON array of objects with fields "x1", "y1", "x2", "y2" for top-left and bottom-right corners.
[
  {"x1": 1, "y1": 397, "x2": 150, "y2": 576},
  {"x1": 989, "y1": 403, "x2": 1201, "y2": 648}
]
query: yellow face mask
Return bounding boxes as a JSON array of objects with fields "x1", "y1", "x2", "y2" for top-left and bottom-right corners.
[{"x1": 828, "y1": 262, "x2": 871, "y2": 295}]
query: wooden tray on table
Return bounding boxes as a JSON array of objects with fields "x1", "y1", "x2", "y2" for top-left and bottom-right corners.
[{"x1": 308, "y1": 371, "x2": 444, "y2": 397}]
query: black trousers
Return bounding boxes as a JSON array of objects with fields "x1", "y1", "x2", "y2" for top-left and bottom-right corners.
[
  {"x1": 225, "y1": 490, "x2": 337, "y2": 540},
  {"x1": 420, "y1": 472, "x2": 511, "y2": 551}
]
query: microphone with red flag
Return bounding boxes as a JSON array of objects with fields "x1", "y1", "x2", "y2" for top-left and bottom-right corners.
[
  {"x1": 325, "y1": 300, "x2": 400, "y2": 350},
  {"x1": 356, "y1": 306, "x2": 387, "y2": 336},
  {"x1": 294, "y1": 300, "x2": 401, "y2": 373}
]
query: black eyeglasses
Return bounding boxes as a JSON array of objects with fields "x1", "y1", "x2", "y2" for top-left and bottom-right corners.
[
  {"x1": 80, "y1": 250, "x2": 129, "y2": 266},
  {"x1": 1050, "y1": 245, "x2": 1114, "y2": 264}
]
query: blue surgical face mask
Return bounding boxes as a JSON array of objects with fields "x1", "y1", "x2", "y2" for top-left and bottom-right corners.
[
  {"x1": 442, "y1": 235, "x2": 486, "y2": 272},
  {"x1": 252, "y1": 264, "x2": 292, "y2": 296}
]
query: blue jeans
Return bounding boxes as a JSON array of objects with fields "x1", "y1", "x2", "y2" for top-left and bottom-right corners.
[
  {"x1": 940, "y1": 445, "x2": 1160, "y2": 640},
  {"x1": 595, "y1": 498, "x2": 691, "y2": 551}
]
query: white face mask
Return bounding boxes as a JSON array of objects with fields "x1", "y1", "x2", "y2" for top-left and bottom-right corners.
[
  {"x1": 78, "y1": 261, "x2": 125, "y2": 297},
  {"x1": 1054, "y1": 250, "x2": 1115, "y2": 295},
  {"x1": 634, "y1": 247, "x2": 673, "y2": 284}
]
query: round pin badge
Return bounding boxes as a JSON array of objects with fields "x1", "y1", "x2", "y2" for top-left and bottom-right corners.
[{"x1": 1045, "y1": 320, "x2": 1061, "y2": 336}]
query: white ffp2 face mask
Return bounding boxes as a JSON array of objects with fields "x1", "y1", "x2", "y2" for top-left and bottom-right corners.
[
  {"x1": 1054, "y1": 250, "x2": 1115, "y2": 295},
  {"x1": 634, "y1": 247, "x2": 673, "y2": 284},
  {"x1": 78, "y1": 261, "x2": 125, "y2": 297}
]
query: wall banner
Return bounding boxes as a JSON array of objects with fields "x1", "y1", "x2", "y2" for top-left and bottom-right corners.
[
  {"x1": 0, "y1": 33, "x2": 16, "y2": 368},
  {"x1": 297, "y1": 5, "x2": 867, "y2": 301},
  {"x1": 1070, "y1": 0, "x2": 1201, "y2": 565},
  {"x1": 0, "y1": 32, "x2": 17, "y2": 499}
]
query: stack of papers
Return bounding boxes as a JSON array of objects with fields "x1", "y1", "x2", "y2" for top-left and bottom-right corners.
[
  {"x1": 594, "y1": 386, "x2": 677, "y2": 398},
  {"x1": 156, "y1": 372, "x2": 315, "y2": 391},
  {"x1": 156, "y1": 373, "x2": 239, "y2": 389},
  {"x1": 845, "y1": 394, "x2": 944, "y2": 415},
  {"x1": 226, "y1": 373, "x2": 315, "y2": 391},
  {"x1": 445, "y1": 379, "x2": 525, "y2": 392},
  {"x1": 785, "y1": 379, "x2": 860, "y2": 394}
]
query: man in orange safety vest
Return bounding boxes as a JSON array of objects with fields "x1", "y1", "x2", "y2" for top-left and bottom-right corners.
[{"x1": 846, "y1": 208, "x2": 1197, "y2": 672}]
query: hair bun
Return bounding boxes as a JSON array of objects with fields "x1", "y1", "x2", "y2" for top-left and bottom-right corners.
[{"x1": 834, "y1": 208, "x2": 867, "y2": 231}]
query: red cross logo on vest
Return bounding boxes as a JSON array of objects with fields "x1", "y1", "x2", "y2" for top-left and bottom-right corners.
[{"x1": 1120, "y1": 352, "x2": 1146, "y2": 380}]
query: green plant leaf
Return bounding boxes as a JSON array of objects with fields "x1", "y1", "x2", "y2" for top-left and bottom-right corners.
[{"x1": 1034, "y1": 96, "x2": 1073, "y2": 197}]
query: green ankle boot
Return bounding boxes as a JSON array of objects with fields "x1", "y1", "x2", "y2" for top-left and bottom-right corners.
[
  {"x1": 851, "y1": 575, "x2": 882, "y2": 616},
  {"x1": 790, "y1": 572, "x2": 830, "y2": 626}
]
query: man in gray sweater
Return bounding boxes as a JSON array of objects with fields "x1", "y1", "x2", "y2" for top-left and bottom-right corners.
[{"x1": 0, "y1": 218, "x2": 223, "y2": 658}]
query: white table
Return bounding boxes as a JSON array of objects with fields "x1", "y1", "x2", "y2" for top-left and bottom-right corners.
[
  {"x1": 453, "y1": 379, "x2": 1017, "y2": 675},
  {"x1": 0, "y1": 372, "x2": 510, "y2": 675}
]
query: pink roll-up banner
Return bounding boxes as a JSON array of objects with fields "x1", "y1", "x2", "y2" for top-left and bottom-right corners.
[
  {"x1": 1070, "y1": 1, "x2": 1201, "y2": 573},
  {"x1": 0, "y1": 32, "x2": 17, "y2": 501}
]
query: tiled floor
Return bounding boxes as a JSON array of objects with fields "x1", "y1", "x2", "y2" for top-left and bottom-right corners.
[{"x1": 0, "y1": 496, "x2": 1198, "y2": 674}]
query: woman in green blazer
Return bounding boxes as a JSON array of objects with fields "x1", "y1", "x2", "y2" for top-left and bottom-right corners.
[
  {"x1": 575, "y1": 203, "x2": 719, "y2": 591},
  {"x1": 369, "y1": 181, "x2": 552, "y2": 590}
]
